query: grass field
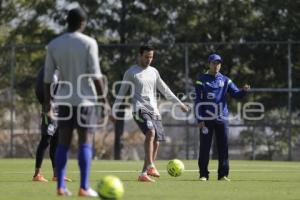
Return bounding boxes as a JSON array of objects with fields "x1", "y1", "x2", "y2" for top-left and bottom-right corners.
[{"x1": 0, "y1": 159, "x2": 299, "y2": 200}]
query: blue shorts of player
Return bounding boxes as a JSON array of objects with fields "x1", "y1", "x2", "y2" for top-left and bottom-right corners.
[
  {"x1": 58, "y1": 106, "x2": 98, "y2": 133},
  {"x1": 133, "y1": 109, "x2": 165, "y2": 141}
]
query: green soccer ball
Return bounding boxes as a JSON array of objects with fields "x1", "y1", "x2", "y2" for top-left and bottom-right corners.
[
  {"x1": 167, "y1": 159, "x2": 185, "y2": 177},
  {"x1": 97, "y1": 175, "x2": 124, "y2": 200}
]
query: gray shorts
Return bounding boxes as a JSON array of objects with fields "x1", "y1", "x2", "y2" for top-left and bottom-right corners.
[
  {"x1": 133, "y1": 110, "x2": 165, "y2": 141},
  {"x1": 58, "y1": 106, "x2": 98, "y2": 133}
]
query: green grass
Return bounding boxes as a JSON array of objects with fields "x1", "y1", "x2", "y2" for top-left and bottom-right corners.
[{"x1": 0, "y1": 159, "x2": 299, "y2": 200}]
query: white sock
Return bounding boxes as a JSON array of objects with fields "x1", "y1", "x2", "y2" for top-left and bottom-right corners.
[
  {"x1": 147, "y1": 163, "x2": 155, "y2": 169},
  {"x1": 140, "y1": 171, "x2": 147, "y2": 176}
]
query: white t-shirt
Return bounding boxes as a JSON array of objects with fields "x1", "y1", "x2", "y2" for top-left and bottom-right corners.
[
  {"x1": 113, "y1": 65, "x2": 184, "y2": 116},
  {"x1": 44, "y1": 32, "x2": 102, "y2": 106}
]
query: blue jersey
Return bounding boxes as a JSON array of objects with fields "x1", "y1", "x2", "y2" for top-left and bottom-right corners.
[{"x1": 194, "y1": 72, "x2": 247, "y2": 122}]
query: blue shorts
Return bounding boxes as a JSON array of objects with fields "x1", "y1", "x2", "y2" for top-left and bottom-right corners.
[
  {"x1": 58, "y1": 106, "x2": 98, "y2": 133},
  {"x1": 133, "y1": 110, "x2": 165, "y2": 141}
]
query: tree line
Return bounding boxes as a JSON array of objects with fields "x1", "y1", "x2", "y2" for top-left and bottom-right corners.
[{"x1": 0, "y1": 0, "x2": 299, "y2": 160}]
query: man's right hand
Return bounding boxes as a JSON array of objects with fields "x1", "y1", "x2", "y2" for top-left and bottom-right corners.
[{"x1": 197, "y1": 121, "x2": 205, "y2": 129}]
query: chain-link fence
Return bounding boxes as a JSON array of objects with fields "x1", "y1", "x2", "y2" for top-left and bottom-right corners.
[{"x1": 0, "y1": 41, "x2": 299, "y2": 160}]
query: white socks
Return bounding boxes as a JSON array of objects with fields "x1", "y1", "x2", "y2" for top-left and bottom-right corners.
[
  {"x1": 141, "y1": 163, "x2": 155, "y2": 175},
  {"x1": 147, "y1": 163, "x2": 155, "y2": 169}
]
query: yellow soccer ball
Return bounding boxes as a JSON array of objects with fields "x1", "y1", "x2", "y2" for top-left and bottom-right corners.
[
  {"x1": 97, "y1": 175, "x2": 124, "y2": 199},
  {"x1": 167, "y1": 159, "x2": 185, "y2": 177}
]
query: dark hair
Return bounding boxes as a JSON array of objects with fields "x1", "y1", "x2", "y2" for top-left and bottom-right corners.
[
  {"x1": 139, "y1": 45, "x2": 155, "y2": 55},
  {"x1": 67, "y1": 8, "x2": 87, "y2": 31}
]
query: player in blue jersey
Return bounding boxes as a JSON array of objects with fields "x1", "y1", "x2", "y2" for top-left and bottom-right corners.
[{"x1": 194, "y1": 53, "x2": 250, "y2": 181}]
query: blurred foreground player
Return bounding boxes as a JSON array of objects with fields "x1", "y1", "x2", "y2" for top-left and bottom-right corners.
[{"x1": 44, "y1": 8, "x2": 109, "y2": 197}]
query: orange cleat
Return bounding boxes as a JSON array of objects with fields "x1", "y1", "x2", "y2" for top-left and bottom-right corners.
[
  {"x1": 78, "y1": 188, "x2": 98, "y2": 197},
  {"x1": 147, "y1": 167, "x2": 160, "y2": 178},
  {"x1": 57, "y1": 188, "x2": 72, "y2": 196},
  {"x1": 32, "y1": 174, "x2": 48, "y2": 182},
  {"x1": 138, "y1": 174, "x2": 155, "y2": 182},
  {"x1": 52, "y1": 176, "x2": 73, "y2": 182}
]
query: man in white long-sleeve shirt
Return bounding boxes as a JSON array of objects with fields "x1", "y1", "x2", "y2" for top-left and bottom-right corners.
[{"x1": 113, "y1": 45, "x2": 189, "y2": 182}]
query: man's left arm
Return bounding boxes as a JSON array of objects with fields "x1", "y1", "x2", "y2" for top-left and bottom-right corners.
[
  {"x1": 156, "y1": 71, "x2": 189, "y2": 112},
  {"x1": 88, "y1": 39, "x2": 110, "y2": 111},
  {"x1": 227, "y1": 79, "x2": 250, "y2": 99}
]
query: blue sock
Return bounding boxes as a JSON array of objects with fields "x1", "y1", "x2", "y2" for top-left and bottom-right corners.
[
  {"x1": 55, "y1": 144, "x2": 69, "y2": 189},
  {"x1": 78, "y1": 144, "x2": 92, "y2": 190}
]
